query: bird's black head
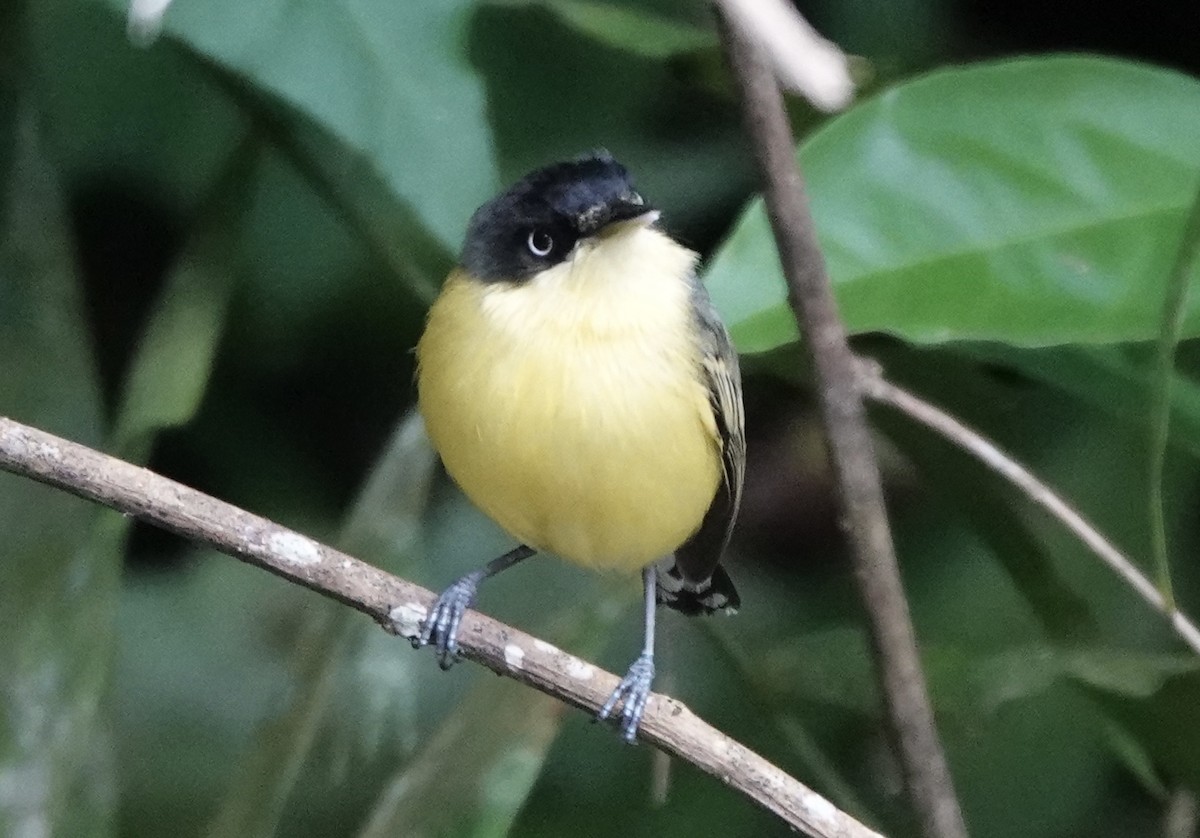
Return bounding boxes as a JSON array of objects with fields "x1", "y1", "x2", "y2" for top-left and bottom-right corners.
[{"x1": 460, "y1": 152, "x2": 654, "y2": 282}]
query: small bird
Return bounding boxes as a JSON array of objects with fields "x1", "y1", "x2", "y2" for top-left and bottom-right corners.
[{"x1": 413, "y1": 152, "x2": 745, "y2": 742}]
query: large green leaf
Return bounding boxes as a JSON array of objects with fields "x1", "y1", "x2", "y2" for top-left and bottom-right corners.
[
  {"x1": 128, "y1": 0, "x2": 498, "y2": 252},
  {"x1": 707, "y1": 56, "x2": 1200, "y2": 351},
  {"x1": 959, "y1": 343, "x2": 1200, "y2": 459}
]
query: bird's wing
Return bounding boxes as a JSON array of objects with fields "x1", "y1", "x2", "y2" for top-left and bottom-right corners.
[{"x1": 672, "y1": 277, "x2": 746, "y2": 589}]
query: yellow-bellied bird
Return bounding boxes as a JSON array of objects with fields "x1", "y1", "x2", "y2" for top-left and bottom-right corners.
[{"x1": 413, "y1": 152, "x2": 745, "y2": 742}]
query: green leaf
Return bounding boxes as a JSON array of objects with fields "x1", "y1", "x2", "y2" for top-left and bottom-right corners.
[
  {"x1": 1062, "y1": 650, "x2": 1197, "y2": 699},
  {"x1": 1075, "y1": 667, "x2": 1200, "y2": 790},
  {"x1": 357, "y1": 680, "x2": 564, "y2": 838},
  {"x1": 1097, "y1": 718, "x2": 1168, "y2": 799},
  {"x1": 1146, "y1": 185, "x2": 1200, "y2": 602},
  {"x1": 959, "y1": 343, "x2": 1200, "y2": 460},
  {"x1": 874, "y1": 404, "x2": 1099, "y2": 643},
  {"x1": 0, "y1": 107, "x2": 111, "y2": 838},
  {"x1": 265, "y1": 111, "x2": 451, "y2": 304},
  {"x1": 108, "y1": 151, "x2": 247, "y2": 460},
  {"x1": 699, "y1": 623, "x2": 877, "y2": 821},
  {"x1": 494, "y1": 0, "x2": 714, "y2": 59},
  {"x1": 706, "y1": 56, "x2": 1200, "y2": 351},
  {"x1": 205, "y1": 410, "x2": 437, "y2": 838},
  {"x1": 125, "y1": 0, "x2": 498, "y2": 252},
  {"x1": 28, "y1": 0, "x2": 245, "y2": 217}
]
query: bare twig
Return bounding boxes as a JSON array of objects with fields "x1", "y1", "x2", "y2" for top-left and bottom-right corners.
[
  {"x1": 859, "y1": 367, "x2": 1200, "y2": 656},
  {"x1": 0, "y1": 416, "x2": 883, "y2": 838},
  {"x1": 717, "y1": 14, "x2": 967, "y2": 838}
]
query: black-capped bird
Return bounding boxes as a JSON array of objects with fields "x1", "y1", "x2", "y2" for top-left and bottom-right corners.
[{"x1": 413, "y1": 152, "x2": 745, "y2": 741}]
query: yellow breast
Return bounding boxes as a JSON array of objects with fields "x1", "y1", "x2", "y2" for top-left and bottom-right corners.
[{"x1": 416, "y1": 227, "x2": 721, "y2": 572}]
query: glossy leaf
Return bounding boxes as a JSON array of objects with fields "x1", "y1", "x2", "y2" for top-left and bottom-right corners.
[
  {"x1": 707, "y1": 56, "x2": 1200, "y2": 351},
  {"x1": 119, "y1": 0, "x2": 498, "y2": 252}
]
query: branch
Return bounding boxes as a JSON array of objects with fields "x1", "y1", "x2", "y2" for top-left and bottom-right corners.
[
  {"x1": 858, "y1": 367, "x2": 1200, "y2": 656},
  {"x1": 0, "y1": 416, "x2": 883, "y2": 838},
  {"x1": 716, "y1": 13, "x2": 969, "y2": 838},
  {"x1": 711, "y1": 0, "x2": 854, "y2": 112},
  {"x1": 1165, "y1": 788, "x2": 1198, "y2": 838}
]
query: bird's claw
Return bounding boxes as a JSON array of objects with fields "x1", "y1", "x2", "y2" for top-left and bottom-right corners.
[
  {"x1": 597, "y1": 652, "x2": 655, "y2": 743},
  {"x1": 413, "y1": 572, "x2": 481, "y2": 669}
]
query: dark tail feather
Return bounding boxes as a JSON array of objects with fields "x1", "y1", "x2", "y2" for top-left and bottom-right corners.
[{"x1": 655, "y1": 562, "x2": 740, "y2": 616}]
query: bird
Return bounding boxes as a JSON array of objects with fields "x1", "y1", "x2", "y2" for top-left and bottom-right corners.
[{"x1": 412, "y1": 151, "x2": 745, "y2": 742}]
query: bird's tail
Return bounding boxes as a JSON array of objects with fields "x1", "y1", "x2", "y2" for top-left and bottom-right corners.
[{"x1": 655, "y1": 561, "x2": 740, "y2": 616}]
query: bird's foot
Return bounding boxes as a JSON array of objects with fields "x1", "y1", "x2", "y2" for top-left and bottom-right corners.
[
  {"x1": 412, "y1": 571, "x2": 483, "y2": 669},
  {"x1": 597, "y1": 652, "x2": 655, "y2": 743}
]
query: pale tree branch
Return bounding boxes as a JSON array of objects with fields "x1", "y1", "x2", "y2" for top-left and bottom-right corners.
[
  {"x1": 716, "y1": 12, "x2": 969, "y2": 838},
  {"x1": 1165, "y1": 789, "x2": 1198, "y2": 838},
  {"x1": 0, "y1": 416, "x2": 883, "y2": 838},
  {"x1": 711, "y1": 0, "x2": 854, "y2": 111},
  {"x1": 859, "y1": 365, "x2": 1200, "y2": 656}
]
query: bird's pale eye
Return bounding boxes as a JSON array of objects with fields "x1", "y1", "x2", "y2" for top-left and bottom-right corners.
[{"x1": 526, "y1": 229, "x2": 554, "y2": 257}]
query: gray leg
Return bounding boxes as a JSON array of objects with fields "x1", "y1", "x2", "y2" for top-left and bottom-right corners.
[
  {"x1": 415, "y1": 544, "x2": 535, "y2": 669},
  {"x1": 597, "y1": 565, "x2": 657, "y2": 743}
]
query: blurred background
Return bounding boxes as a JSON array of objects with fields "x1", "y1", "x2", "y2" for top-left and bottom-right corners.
[{"x1": 4, "y1": 0, "x2": 1200, "y2": 836}]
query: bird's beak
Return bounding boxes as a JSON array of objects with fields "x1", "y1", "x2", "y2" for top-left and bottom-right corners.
[
  {"x1": 577, "y1": 194, "x2": 658, "y2": 237},
  {"x1": 623, "y1": 209, "x2": 661, "y2": 228},
  {"x1": 594, "y1": 204, "x2": 660, "y2": 238}
]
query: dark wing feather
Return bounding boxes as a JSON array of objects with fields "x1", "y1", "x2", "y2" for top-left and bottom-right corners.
[{"x1": 664, "y1": 277, "x2": 745, "y2": 611}]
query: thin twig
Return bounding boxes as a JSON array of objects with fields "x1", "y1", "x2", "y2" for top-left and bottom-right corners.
[
  {"x1": 1148, "y1": 177, "x2": 1200, "y2": 607},
  {"x1": 0, "y1": 416, "x2": 883, "y2": 838},
  {"x1": 717, "y1": 13, "x2": 968, "y2": 838},
  {"x1": 859, "y1": 367, "x2": 1200, "y2": 656}
]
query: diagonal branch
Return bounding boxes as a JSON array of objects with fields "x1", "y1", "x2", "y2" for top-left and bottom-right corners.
[
  {"x1": 0, "y1": 415, "x2": 883, "y2": 838},
  {"x1": 858, "y1": 366, "x2": 1200, "y2": 656},
  {"x1": 716, "y1": 12, "x2": 969, "y2": 838}
]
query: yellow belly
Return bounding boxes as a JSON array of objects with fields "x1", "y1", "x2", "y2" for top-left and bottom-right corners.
[{"x1": 416, "y1": 233, "x2": 720, "y2": 572}]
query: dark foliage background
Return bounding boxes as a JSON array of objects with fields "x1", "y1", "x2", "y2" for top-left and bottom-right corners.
[{"x1": 3, "y1": 1, "x2": 1200, "y2": 836}]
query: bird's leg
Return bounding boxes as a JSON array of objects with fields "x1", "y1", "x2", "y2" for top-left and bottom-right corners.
[
  {"x1": 598, "y1": 564, "x2": 658, "y2": 743},
  {"x1": 414, "y1": 544, "x2": 535, "y2": 669}
]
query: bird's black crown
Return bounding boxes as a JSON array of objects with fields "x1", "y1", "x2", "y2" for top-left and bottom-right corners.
[{"x1": 460, "y1": 152, "x2": 652, "y2": 282}]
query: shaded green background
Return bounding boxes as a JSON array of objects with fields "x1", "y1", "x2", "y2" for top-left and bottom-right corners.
[{"x1": 3, "y1": 1, "x2": 1200, "y2": 836}]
